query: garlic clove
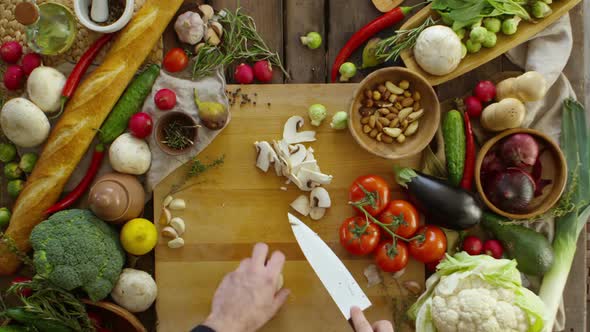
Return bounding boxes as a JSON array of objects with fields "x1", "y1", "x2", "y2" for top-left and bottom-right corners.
[
  {"x1": 209, "y1": 21, "x2": 223, "y2": 38},
  {"x1": 160, "y1": 207, "x2": 172, "y2": 225},
  {"x1": 168, "y1": 237, "x2": 185, "y2": 249},
  {"x1": 161, "y1": 226, "x2": 178, "y2": 239},
  {"x1": 163, "y1": 195, "x2": 174, "y2": 208},
  {"x1": 198, "y1": 4, "x2": 215, "y2": 22},
  {"x1": 169, "y1": 198, "x2": 186, "y2": 211},
  {"x1": 170, "y1": 217, "x2": 186, "y2": 236}
]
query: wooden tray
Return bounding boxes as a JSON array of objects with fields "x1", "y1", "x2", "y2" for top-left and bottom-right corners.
[
  {"x1": 154, "y1": 84, "x2": 424, "y2": 332},
  {"x1": 400, "y1": 0, "x2": 582, "y2": 86}
]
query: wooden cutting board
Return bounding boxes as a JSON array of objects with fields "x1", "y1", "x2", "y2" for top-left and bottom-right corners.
[{"x1": 154, "y1": 84, "x2": 424, "y2": 332}]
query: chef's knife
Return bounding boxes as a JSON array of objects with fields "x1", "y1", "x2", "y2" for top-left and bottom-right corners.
[{"x1": 288, "y1": 213, "x2": 371, "y2": 321}]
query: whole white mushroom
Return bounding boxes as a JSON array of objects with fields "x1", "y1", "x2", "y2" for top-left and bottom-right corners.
[
  {"x1": 413, "y1": 25, "x2": 463, "y2": 76},
  {"x1": 109, "y1": 133, "x2": 151, "y2": 175},
  {"x1": 0, "y1": 98, "x2": 50, "y2": 148},
  {"x1": 27, "y1": 66, "x2": 67, "y2": 113},
  {"x1": 111, "y1": 268, "x2": 158, "y2": 313}
]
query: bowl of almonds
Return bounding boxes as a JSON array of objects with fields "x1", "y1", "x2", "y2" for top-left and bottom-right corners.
[{"x1": 348, "y1": 67, "x2": 440, "y2": 159}]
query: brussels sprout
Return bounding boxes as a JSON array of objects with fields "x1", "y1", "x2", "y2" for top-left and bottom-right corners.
[
  {"x1": 330, "y1": 111, "x2": 349, "y2": 130},
  {"x1": 300, "y1": 32, "x2": 322, "y2": 49},
  {"x1": 7, "y1": 179, "x2": 24, "y2": 198},
  {"x1": 339, "y1": 62, "x2": 357, "y2": 82},
  {"x1": 4, "y1": 162, "x2": 22, "y2": 180},
  {"x1": 308, "y1": 104, "x2": 328, "y2": 126},
  {"x1": 502, "y1": 17, "x2": 522, "y2": 35},
  {"x1": 483, "y1": 18, "x2": 501, "y2": 33},
  {"x1": 482, "y1": 31, "x2": 498, "y2": 48},
  {"x1": 0, "y1": 207, "x2": 10, "y2": 230},
  {"x1": 532, "y1": 1, "x2": 552, "y2": 18},
  {"x1": 19, "y1": 152, "x2": 38, "y2": 173},
  {"x1": 469, "y1": 27, "x2": 488, "y2": 43},
  {"x1": 455, "y1": 28, "x2": 467, "y2": 40},
  {"x1": 0, "y1": 143, "x2": 17, "y2": 163},
  {"x1": 466, "y1": 39, "x2": 482, "y2": 53}
]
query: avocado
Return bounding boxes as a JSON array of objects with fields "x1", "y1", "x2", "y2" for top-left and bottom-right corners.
[{"x1": 482, "y1": 212, "x2": 554, "y2": 276}]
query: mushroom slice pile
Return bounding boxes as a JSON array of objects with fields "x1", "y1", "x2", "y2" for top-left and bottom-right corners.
[{"x1": 254, "y1": 116, "x2": 333, "y2": 220}]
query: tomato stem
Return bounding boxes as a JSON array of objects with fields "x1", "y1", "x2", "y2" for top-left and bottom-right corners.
[{"x1": 353, "y1": 202, "x2": 417, "y2": 242}]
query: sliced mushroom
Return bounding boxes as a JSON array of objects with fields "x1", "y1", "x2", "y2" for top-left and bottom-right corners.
[
  {"x1": 290, "y1": 194, "x2": 311, "y2": 216},
  {"x1": 288, "y1": 144, "x2": 307, "y2": 169},
  {"x1": 310, "y1": 187, "x2": 331, "y2": 208},
  {"x1": 198, "y1": 4, "x2": 214, "y2": 23},
  {"x1": 282, "y1": 116, "x2": 316, "y2": 144},
  {"x1": 293, "y1": 167, "x2": 333, "y2": 191},
  {"x1": 209, "y1": 21, "x2": 223, "y2": 38},
  {"x1": 254, "y1": 141, "x2": 278, "y2": 172},
  {"x1": 309, "y1": 207, "x2": 326, "y2": 220},
  {"x1": 205, "y1": 28, "x2": 221, "y2": 46}
]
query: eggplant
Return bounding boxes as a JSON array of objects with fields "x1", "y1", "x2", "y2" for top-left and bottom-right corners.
[{"x1": 395, "y1": 167, "x2": 482, "y2": 230}]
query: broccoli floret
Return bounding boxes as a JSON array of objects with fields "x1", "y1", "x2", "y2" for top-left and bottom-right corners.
[{"x1": 30, "y1": 209, "x2": 125, "y2": 301}]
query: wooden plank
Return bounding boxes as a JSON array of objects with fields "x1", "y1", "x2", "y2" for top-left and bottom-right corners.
[
  {"x1": 327, "y1": 0, "x2": 381, "y2": 83},
  {"x1": 209, "y1": 0, "x2": 285, "y2": 83},
  {"x1": 154, "y1": 84, "x2": 424, "y2": 332},
  {"x1": 399, "y1": 0, "x2": 583, "y2": 86},
  {"x1": 284, "y1": 0, "x2": 327, "y2": 83}
]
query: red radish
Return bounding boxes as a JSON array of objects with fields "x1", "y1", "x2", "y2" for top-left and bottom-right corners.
[
  {"x1": 253, "y1": 60, "x2": 273, "y2": 83},
  {"x1": 462, "y1": 235, "x2": 483, "y2": 255},
  {"x1": 234, "y1": 63, "x2": 254, "y2": 84},
  {"x1": 88, "y1": 311, "x2": 103, "y2": 328},
  {"x1": 3, "y1": 65, "x2": 25, "y2": 90},
  {"x1": 0, "y1": 41, "x2": 23, "y2": 64},
  {"x1": 128, "y1": 112, "x2": 153, "y2": 139},
  {"x1": 474, "y1": 80, "x2": 496, "y2": 103},
  {"x1": 464, "y1": 96, "x2": 483, "y2": 117},
  {"x1": 483, "y1": 239, "x2": 503, "y2": 259},
  {"x1": 500, "y1": 133, "x2": 539, "y2": 167},
  {"x1": 21, "y1": 53, "x2": 42, "y2": 75},
  {"x1": 154, "y1": 88, "x2": 177, "y2": 110},
  {"x1": 11, "y1": 276, "x2": 32, "y2": 297}
]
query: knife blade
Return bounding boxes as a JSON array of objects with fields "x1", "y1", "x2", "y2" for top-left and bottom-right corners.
[{"x1": 288, "y1": 213, "x2": 371, "y2": 320}]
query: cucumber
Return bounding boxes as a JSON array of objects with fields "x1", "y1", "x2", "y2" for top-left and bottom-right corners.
[
  {"x1": 5, "y1": 308, "x2": 73, "y2": 332},
  {"x1": 98, "y1": 64, "x2": 160, "y2": 144},
  {"x1": 481, "y1": 212, "x2": 554, "y2": 276},
  {"x1": 442, "y1": 110, "x2": 465, "y2": 186},
  {"x1": 0, "y1": 326, "x2": 33, "y2": 332}
]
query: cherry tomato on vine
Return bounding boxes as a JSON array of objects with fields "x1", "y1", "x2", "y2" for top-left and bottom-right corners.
[
  {"x1": 375, "y1": 240, "x2": 409, "y2": 273},
  {"x1": 409, "y1": 225, "x2": 447, "y2": 263},
  {"x1": 163, "y1": 48, "x2": 189, "y2": 73},
  {"x1": 378, "y1": 200, "x2": 419, "y2": 238},
  {"x1": 339, "y1": 216, "x2": 381, "y2": 256},
  {"x1": 349, "y1": 175, "x2": 390, "y2": 216}
]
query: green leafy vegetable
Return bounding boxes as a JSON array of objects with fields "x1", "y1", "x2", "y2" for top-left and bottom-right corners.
[
  {"x1": 432, "y1": 0, "x2": 530, "y2": 30},
  {"x1": 538, "y1": 99, "x2": 590, "y2": 329}
]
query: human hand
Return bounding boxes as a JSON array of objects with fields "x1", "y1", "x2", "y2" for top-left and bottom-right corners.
[
  {"x1": 203, "y1": 243, "x2": 290, "y2": 332},
  {"x1": 351, "y1": 306, "x2": 394, "y2": 332}
]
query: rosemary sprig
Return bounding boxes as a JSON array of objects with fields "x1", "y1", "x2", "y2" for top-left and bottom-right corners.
[
  {"x1": 375, "y1": 17, "x2": 437, "y2": 62},
  {"x1": 193, "y1": 8, "x2": 289, "y2": 79},
  {"x1": 162, "y1": 121, "x2": 195, "y2": 150}
]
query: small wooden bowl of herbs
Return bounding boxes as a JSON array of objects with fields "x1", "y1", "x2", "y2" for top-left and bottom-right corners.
[
  {"x1": 475, "y1": 128, "x2": 567, "y2": 219},
  {"x1": 155, "y1": 111, "x2": 199, "y2": 155}
]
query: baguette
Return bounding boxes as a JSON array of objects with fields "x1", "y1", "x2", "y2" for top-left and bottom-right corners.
[{"x1": 0, "y1": 0, "x2": 184, "y2": 275}]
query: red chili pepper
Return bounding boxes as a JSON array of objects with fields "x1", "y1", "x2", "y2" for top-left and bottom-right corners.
[
  {"x1": 460, "y1": 112, "x2": 475, "y2": 190},
  {"x1": 59, "y1": 34, "x2": 114, "y2": 114},
  {"x1": 44, "y1": 144, "x2": 105, "y2": 215},
  {"x1": 330, "y1": 6, "x2": 414, "y2": 82}
]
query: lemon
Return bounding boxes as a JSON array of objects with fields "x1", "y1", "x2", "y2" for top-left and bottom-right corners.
[{"x1": 120, "y1": 218, "x2": 158, "y2": 256}]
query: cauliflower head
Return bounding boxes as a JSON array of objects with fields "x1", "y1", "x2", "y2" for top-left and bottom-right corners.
[
  {"x1": 409, "y1": 253, "x2": 547, "y2": 332},
  {"x1": 30, "y1": 209, "x2": 125, "y2": 301}
]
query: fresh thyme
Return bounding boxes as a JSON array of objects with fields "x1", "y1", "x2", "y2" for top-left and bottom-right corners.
[{"x1": 168, "y1": 155, "x2": 226, "y2": 196}]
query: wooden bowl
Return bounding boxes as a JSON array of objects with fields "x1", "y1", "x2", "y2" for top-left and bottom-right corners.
[
  {"x1": 154, "y1": 111, "x2": 199, "y2": 156},
  {"x1": 348, "y1": 67, "x2": 440, "y2": 159},
  {"x1": 475, "y1": 128, "x2": 567, "y2": 219},
  {"x1": 84, "y1": 300, "x2": 147, "y2": 332}
]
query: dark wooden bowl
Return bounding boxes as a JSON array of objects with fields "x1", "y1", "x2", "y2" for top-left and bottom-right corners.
[
  {"x1": 154, "y1": 111, "x2": 199, "y2": 156},
  {"x1": 348, "y1": 67, "x2": 440, "y2": 159},
  {"x1": 475, "y1": 128, "x2": 567, "y2": 219},
  {"x1": 84, "y1": 300, "x2": 147, "y2": 332}
]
